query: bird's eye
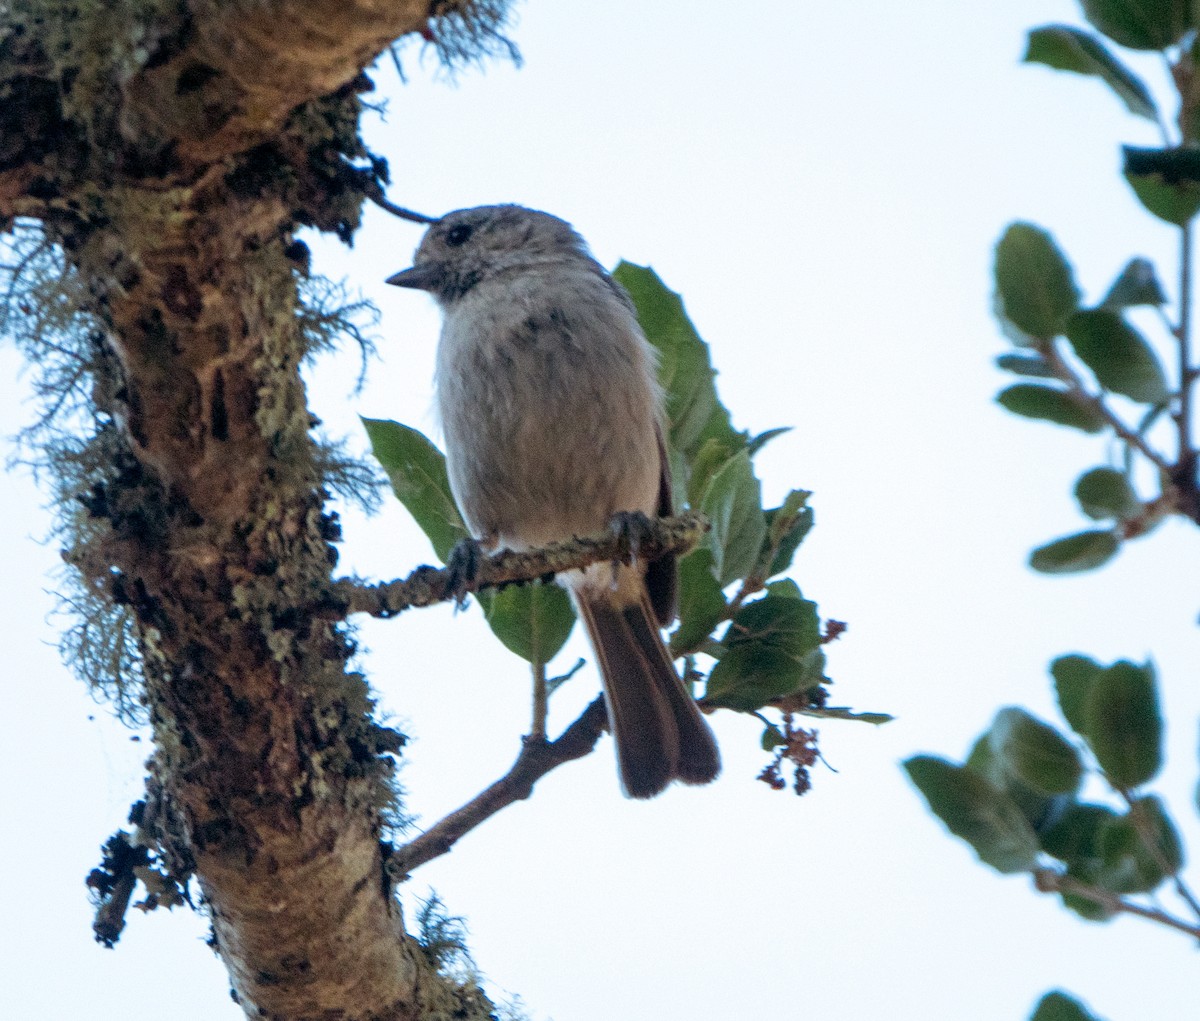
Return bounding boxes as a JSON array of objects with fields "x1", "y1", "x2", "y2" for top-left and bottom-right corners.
[{"x1": 445, "y1": 224, "x2": 474, "y2": 247}]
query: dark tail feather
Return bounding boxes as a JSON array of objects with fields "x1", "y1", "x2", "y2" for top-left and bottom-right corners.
[
  {"x1": 577, "y1": 596, "x2": 677, "y2": 798},
  {"x1": 621, "y1": 593, "x2": 721, "y2": 788},
  {"x1": 577, "y1": 592, "x2": 720, "y2": 798}
]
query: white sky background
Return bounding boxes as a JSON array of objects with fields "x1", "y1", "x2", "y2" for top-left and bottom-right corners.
[{"x1": 3, "y1": 1, "x2": 1200, "y2": 1018}]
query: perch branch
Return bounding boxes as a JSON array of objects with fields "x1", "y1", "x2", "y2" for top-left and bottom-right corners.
[
  {"x1": 387, "y1": 696, "x2": 609, "y2": 878},
  {"x1": 331, "y1": 511, "x2": 709, "y2": 618}
]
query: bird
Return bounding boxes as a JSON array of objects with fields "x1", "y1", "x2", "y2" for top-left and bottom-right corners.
[{"x1": 386, "y1": 203, "x2": 720, "y2": 798}]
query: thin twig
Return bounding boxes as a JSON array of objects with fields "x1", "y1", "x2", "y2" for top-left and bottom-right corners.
[
  {"x1": 1171, "y1": 221, "x2": 1200, "y2": 524},
  {"x1": 329, "y1": 511, "x2": 709, "y2": 619},
  {"x1": 1177, "y1": 222, "x2": 1193, "y2": 464},
  {"x1": 1160, "y1": 52, "x2": 1179, "y2": 148},
  {"x1": 1040, "y1": 340, "x2": 1171, "y2": 471},
  {"x1": 363, "y1": 182, "x2": 438, "y2": 224},
  {"x1": 1115, "y1": 787, "x2": 1200, "y2": 924},
  {"x1": 530, "y1": 658, "x2": 548, "y2": 742},
  {"x1": 386, "y1": 697, "x2": 609, "y2": 879},
  {"x1": 1034, "y1": 868, "x2": 1200, "y2": 940}
]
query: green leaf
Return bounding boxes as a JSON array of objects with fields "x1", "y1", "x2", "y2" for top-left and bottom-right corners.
[
  {"x1": 1051, "y1": 654, "x2": 1103, "y2": 735},
  {"x1": 1046, "y1": 809, "x2": 1122, "y2": 918},
  {"x1": 996, "y1": 385, "x2": 1106, "y2": 432},
  {"x1": 1101, "y1": 256, "x2": 1168, "y2": 309},
  {"x1": 670, "y1": 548, "x2": 728, "y2": 656},
  {"x1": 1030, "y1": 990, "x2": 1104, "y2": 1021},
  {"x1": 989, "y1": 707, "x2": 1084, "y2": 796},
  {"x1": 1124, "y1": 146, "x2": 1200, "y2": 225},
  {"x1": 761, "y1": 724, "x2": 786, "y2": 750},
  {"x1": 1064, "y1": 309, "x2": 1169, "y2": 404},
  {"x1": 746, "y1": 426, "x2": 791, "y2": 456},
  {"x1": 766, "y1": 578, "x2": 803, "y2": 599},
  {"x1": 613, "y1": 262, "x2": 745, "y2": 459},
  {"x1": 996, "y1": 353, "x2": 1056, "y2": 378},
  {"x1": 994, "y1": 294, "x2": 1042, "y2": 348},
  {"x1": 1061, "y1": 887, "x2": 1118, "y2": 921},
  {"x1": 480, "y1": 581, "x2": 576, "y2": 665},
  {"x1": 700, "y1": 450, "x2": 767, "y2": 586},
  {"x1": 1130, "y1": 795, "x2": 1185, "y2": 872},
  {"x1": 800, "y1": 706, "x2": 893, "y2": 724},
  {"x1": 1074, "y1": 467, "x2": 1140, "y2": 520},
  {"x1": 763, "y1": 489, "x2": 814, "y2": 577},
  {"x1": 904, "y1": 756, "x2": 1041, "y2": 874},
  {"x1": 1096, "y1": 821, "x2": 1160, "y2": 893},
  {"x1": 686, "y1": 436, "x2": 740, "y2": 508},
  {"x1": 724, "y1": 594, "x2": 822, "y2": 653},
  {"x1": 994, "y1": 223, "x2": 1081, "y2": 341},
  {"x1": 362, "y1": 418, "x2": 468, "y2": 562},
  {"x1": 1024, "y1": 25, "x2": 1157, "y2": 119},
  {"x1": 1084, "y1": 660, "x2": 1163, "y2": 787},
  {"x1": 1081, "y1": 0, "x2": 1191, "y2": 50},
  {"x1": 705, "y1": 645, "x2": 815, "y2": 711},
  {"x1": 1040, "y1": 803, "x2": 1119, "y2": 865},
  {"x1": 1092, "y1": 796, "x2": 1183, "y2": 894},
  {"x1": 705, "y1": 594, "x2": 825, "y2": 711},
  {"x1": 1029, "y1": 530, "x2": 1120, "y2": 574},
  {"x1": 665, "y1": 444, "x2": 690, "y2": 513},
  {"x1": 967, "y1": 733, "x2": 1068, "y2": 832}
]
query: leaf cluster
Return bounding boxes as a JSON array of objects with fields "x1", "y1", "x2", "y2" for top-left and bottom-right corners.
[
  {"x1": 993, "y1": 223, "x2": 1179, "y2": 573},
  {"x1": 915, "y1": 8, "x2": 1200, "y2": 1016},
  {"x1": 906, "y1": 654, "x2": 1178, "y2": 915},
  {"x1": 990, "y1": 0, "x2": 1200, "y2": 574}
]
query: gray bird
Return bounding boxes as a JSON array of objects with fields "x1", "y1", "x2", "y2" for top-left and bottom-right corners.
[{"x1": 387, "y1": 204, "x2": 721, "y2": 798}]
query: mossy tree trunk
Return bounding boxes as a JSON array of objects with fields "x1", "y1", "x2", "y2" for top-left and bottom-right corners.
[{"x1": 0, "y1": 3, "x2": 500, "y2": 1017}]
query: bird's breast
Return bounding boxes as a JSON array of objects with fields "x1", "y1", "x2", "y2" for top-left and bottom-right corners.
[{"x1": 435, "y1": 274, "x2": 663, "y2": 548}]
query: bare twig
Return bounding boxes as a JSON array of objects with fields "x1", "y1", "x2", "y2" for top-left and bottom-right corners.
[
  {"x1": 1116, "y1": 787, "x2": 1200, "y2": 924},
  {"x1": 1039, "y1": 340, "x2": 1172, "y2": 471},
  {"x1": 387, "y1": 697, "x2": 609, "y2": 879},
  {"x1": 364, "y1": 182, "x2": 438, "y2": 225},
  {"x1": 1033, "y1": 868, "x2": 1200, "y2": 940},
  {"x1": 331, "y1": 511, "x2": 709, "y2": 618},
  {"x1": 1168, "y1": 221, "x2": 1200, "y2": 523},
  {"x1": 530, "y1": 659, "x2": 548, "y2": 742},
  {"x1": 1177, "y1": 222, "x2": 1193, "y2": 464}
]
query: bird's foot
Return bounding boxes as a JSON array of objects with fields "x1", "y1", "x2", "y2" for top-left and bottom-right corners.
[
  {"x1": 444, "y1": 536, "x2": 486, "y2": 607},
  {"x1": 608, "y1": 510, "x2": 655, "y2": 567}
]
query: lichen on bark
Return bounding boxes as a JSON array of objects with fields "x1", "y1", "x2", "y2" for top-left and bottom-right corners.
[{"x1": 1, "y1": 1, "x2": 518, "y2": 1017}]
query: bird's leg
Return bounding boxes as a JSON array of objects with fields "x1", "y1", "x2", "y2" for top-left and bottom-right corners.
[
  {"x1": 444, "y1": 535, "x2": 490, "y2": 607},
  {"x1": 607, "y1": 510, "x2": 655, "y2": 570}
]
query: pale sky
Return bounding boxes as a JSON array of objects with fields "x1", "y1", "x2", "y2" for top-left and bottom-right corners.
[{"x1": 4, "y1": 3, "x2": 1199, "y2": 1019}]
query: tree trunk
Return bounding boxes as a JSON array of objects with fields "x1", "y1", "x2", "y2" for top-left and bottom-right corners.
[{"x1": 0, "y1": 2, "x2": 505, "y2": 1017}]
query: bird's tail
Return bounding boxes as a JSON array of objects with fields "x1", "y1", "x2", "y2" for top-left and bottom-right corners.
[{"x1": 575, "y1": 589, "x2": 721, "y2": 799}]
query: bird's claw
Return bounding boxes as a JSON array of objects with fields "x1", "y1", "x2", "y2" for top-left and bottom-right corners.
[
  {"x1": 444, "y1": 536, "x2": 486, "y2": 607},
  {"x1": 608, "y1": 510, "x2": 655, "y2": 567}
]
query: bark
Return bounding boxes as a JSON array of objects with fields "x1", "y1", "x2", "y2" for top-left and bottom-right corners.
[{"x1": 2, "y1": 2, "x2": 509, "y2": 1018}]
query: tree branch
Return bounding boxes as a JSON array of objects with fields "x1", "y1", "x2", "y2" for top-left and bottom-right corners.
[
  {"x1": 1169, "y1": 221, "x2": 1200, "y2": 522},
  {"x1": 1116, "y1": 787, "x2": 1200, "y2": 925},
  {"x1": 1033, "y1": 868, "x2": 1200, "y2": 940},
  {"x1": 331, "y1": 511, "x2": 709, "y2": 618},
  {"x1": 3, "y1": 3, "x2": 522, "y2": 1018},
  {"x1": 1177, "y1": 222, "x2": 1193, "y2": 463},
  {"x1": 122, "y1": 0, "x2": 434, "y2": 162},
  {"x1": 387, "y1": 697, "x2": 610, "y2": 879},
  {"x1": 365, "y1": 181, "x2": 439, "y2": 225},
  {"x1": 1039, "y1": 340, "x2": 1172, "y2": 471}
]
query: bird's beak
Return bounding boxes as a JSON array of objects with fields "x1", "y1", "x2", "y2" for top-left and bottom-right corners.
[{"x1": 385, "y1": 264, "x2": 440, "y2": 290}]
